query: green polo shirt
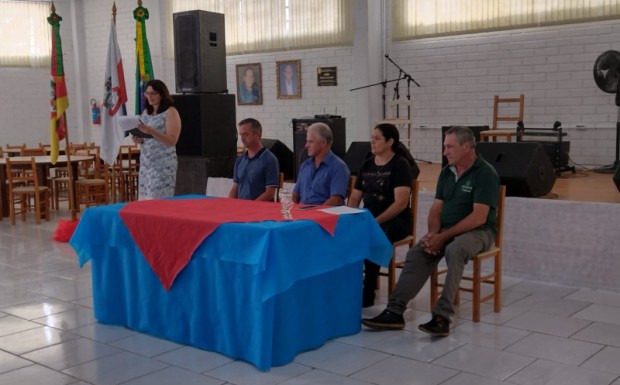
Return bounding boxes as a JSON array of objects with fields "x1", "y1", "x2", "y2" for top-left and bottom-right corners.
[{"x1": 435, "y1": 154, "x2": 500, "y2": 235}]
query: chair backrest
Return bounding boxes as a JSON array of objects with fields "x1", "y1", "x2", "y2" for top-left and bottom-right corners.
[
  {"x1": 20, "y1": 147, "x2": 46, "y2": 156},
  {"x1": 494, "y1": 185, "x2": 507, "y2": 248},
  {"x1": 39, "y1": 143, "x2": 52, "y2": 153},
  {"x1": 6, "y1": 157, "x2": 40, "y2": 190},
  {"x1": 274, "y1": 172, "x2": 285, "y2": 202},
  {"x1": 347, "y1": 175, "x2": 356, "y2": 200},
  {"x1": 492, "y1": 95, "x2": 524, "y2": 130},
  {"x1": 409, "y1": 180, "x2": 420, "y2": 239},
  {"x1": 5, "y1": 143, "x2": 25, "y2": 157}
]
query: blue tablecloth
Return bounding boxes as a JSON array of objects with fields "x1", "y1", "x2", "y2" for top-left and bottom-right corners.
[{"x1": 70, "y1": 199, "x2": 392, "y2": 370}]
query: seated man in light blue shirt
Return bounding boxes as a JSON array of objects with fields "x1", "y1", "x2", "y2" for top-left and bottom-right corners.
[
  {"x1": 229, "y1": 118, "x2": 280, "y2": 201},
  {"x1": 293, "y1": 122, "x2": 350, "y2": 206}
]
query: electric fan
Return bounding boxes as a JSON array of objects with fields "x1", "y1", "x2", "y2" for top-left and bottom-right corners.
[{"x1": 593, "y1": 50, "x2": 620, "y2": 173}]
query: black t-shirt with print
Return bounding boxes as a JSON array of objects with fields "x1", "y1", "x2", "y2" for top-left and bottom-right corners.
[{"x1": 355, "y1": 154, "x2": 413, "y2": 242}]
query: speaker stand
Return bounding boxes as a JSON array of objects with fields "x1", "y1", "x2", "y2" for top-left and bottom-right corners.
[{"x1": 594, "y1": 108, "x2": 620, "y2": 173}]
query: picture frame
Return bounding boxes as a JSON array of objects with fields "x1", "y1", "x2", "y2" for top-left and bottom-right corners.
[
  {"x1": 277, "y1": 60, "x2": 301, "y2": 99},
  {"x1": 236, "y1": 63, "x2": 262, "y2": 105}
]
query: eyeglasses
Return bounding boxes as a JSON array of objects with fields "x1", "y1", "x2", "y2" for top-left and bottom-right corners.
[{"x1": 144, "y1": 91, "x2": 159, "y2": 96}]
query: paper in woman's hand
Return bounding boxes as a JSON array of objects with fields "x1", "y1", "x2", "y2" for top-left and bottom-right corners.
[{"x1": 117, "y1": 115, "x2": 153, "y2": 138}]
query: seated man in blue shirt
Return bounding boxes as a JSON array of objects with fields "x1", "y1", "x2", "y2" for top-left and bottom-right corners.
[
  {"x1": 293, "y1": 122, "x2": 350, "y2": 206},
  {"x1": 229, "y1": 118, "x2": 280, "y2": 201}
]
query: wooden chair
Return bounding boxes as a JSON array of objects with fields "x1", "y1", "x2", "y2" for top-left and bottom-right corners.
[
  {"x1": 5, "y1": 157, "x2": 51, "y2": 225},
  {"x1": 75, "y1": 147, "x2": 109, "y2": 209},
  {"x1": 274, "y1": 172, "x2": 285, "y2": 202},
  {"x1": 430, "y1": 185, "x2": 506, "y2": 322},
  {"x1": 20, "y1": 147, "x2": 47, "y2": 157},
  {"x1": 51, "y1": 165, "x2": 74, "y2": 210},
  {"x1": 347, "y1": 175, "x2": 356, "y2": 201},
  {"x1": 5, "y1": 143, "x2": 25, "y2": 157},
  {"x1": 479, "y1": 95, "x2": 524, "y2": 142},
  {"x1": 378, "y1": 180, "x2": 419, "y2": 295},
  {"x1": 124, "y1": 146, "x2": 140, "y2": 202},
  {"x1": 376, "y1": 99, "x2": 414, "y2": 148}
]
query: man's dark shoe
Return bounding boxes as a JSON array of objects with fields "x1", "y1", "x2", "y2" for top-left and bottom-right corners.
[
  {"x1": 362, "y1": 309, "x2": 405, "y2": 330},
  {"x1": 418, "y1": 315, "x2": 449, "y2": 337}
]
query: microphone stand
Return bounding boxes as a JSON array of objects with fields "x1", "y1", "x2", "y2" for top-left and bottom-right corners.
[
  {"x1": 350, "y1": 77, "x2": 403, "y2": 120},
  {"x1": 384, "y1": 54, "x2": 432, "y2": 164}
]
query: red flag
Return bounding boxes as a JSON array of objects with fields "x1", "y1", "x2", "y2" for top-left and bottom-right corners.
[
  {"x1": 100, "y1": 18, "x2": 128, "y2": 165},
  {"x1": 48, "y1": 9, "x2": 68, "y2": 165}
]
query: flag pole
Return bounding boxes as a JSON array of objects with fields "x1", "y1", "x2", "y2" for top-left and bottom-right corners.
[
  {"x1": 110, "y1": 2, "x2": 117, "y2": 202},
  {"x1": 49, "y1": 2, "x2": 77, "y2": 222}
]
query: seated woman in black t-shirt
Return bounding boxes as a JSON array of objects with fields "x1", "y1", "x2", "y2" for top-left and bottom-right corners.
[{"x1": 348, "y1": 123, "x2": 414, "y2": 307}]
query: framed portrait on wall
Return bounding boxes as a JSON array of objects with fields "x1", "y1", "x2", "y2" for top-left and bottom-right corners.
[
  {"x1": 277, "y1": 60, "x2": 301, "y2": 99},
  {"x1": 236, "y1": 63, "x2": 262, "y2": 105}
]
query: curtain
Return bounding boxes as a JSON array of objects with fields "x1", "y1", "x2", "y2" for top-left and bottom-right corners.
[
  {"x1": 170, "y1": 0, "x2": 353, "y2": 55},
  {"x1": 392, "y1": 0, "x2": 620, "y2": 41},
  {"x1": 0, "y1": 1, "x2": 51, "y2": 67}
]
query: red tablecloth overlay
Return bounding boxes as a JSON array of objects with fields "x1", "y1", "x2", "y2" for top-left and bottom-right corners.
[{"x1": 119, "y1": 197, "x2": 339, "y2": 290}]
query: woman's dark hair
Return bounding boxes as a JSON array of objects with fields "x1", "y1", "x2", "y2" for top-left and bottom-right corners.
[
  {"x1": 144, "y1": 79, "x2": 174, "y2": 115},
  {"x1": 374, "y1": 123, "x2": 415, "y2": 167}
]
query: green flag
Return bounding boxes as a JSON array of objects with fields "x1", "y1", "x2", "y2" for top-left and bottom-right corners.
[{"x1": 133, "y1": 4, "x2": 154, "y2": 115}]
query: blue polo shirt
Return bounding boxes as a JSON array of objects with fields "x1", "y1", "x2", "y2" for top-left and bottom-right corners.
[
  {"x1": 294, "y1": 150, "x2": 350, "y2": 205},
  {"x1": 233, "y1": 147, "x2": 280, "y2": 200}
]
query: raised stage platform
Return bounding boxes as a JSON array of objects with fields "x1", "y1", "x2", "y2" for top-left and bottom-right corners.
[{"x1": 206, "y1": 163, "x2": 620, "y2": 293}]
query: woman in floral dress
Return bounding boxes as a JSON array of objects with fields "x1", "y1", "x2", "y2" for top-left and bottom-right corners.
[{"x1": 131, "y1": 79, "x2": 182, "y2": 200}]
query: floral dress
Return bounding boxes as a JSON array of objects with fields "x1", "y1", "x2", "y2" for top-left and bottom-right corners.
[{"x1": 138, "y1": 109, "x2": 177, "y2": 199}]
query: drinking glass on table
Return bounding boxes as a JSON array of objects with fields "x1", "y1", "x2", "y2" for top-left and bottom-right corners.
[{"x1": 278, "y1": 188, "x2": 293, "y2": 219}]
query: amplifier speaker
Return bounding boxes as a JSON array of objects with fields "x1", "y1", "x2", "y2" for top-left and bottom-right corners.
[
  {"x1": 476, "y1": 142, "x2": 556, "y2": 197},
  {"x1": 292, "y1": 118, "x2": 346, "y2": 180},
  {"x1": 343, "y1": 141, "x2": 420, "y2": 179},
  {"x1": 614, "y1": 166, "x2": 620, "y2": 192},
  {"x1": 539, "y1": 141, "x2": 570, "y2": 169},
  {"x1": 175, "y1": 156, "x2": 235, "y2": 196},
  {"x1": 261, "y1": 138, "x2": 294, "y2": 181},
  {"x1": 173, "y1": 10, "x2": 227, "y2": 93},
  {"x1": 174, "y1": 94, "x2": 237, "y2": 158},
  {"x1": 344, "y1": 142, "x2": 372, "y2": 175},
  {"x1": 441, "y1": 126, "x2": 488, "y2": 167}
]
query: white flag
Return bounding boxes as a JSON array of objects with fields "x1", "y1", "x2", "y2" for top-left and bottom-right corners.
[{"x1": 100, "y1": 18, "x2": 127, "y2": 165}]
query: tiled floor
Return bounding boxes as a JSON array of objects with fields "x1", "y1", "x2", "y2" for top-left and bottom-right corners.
[{"x1": 1, "y1": 209, "x2": 620, "y2": 385}]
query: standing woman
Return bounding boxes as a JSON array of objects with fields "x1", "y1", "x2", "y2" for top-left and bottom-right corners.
[
  {"x1": 348, "y1": 123, "x2": 413, "y2": 307},
  {"x1": 132, "y1": 79, "x2": 182, "y2": 200}
]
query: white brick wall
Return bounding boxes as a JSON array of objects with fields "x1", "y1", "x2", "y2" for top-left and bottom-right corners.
[
  {"x1": 389, "y1": 20, "x2": 620, "y2": 166},
  {"x1": 2, "y1": 1, "x2": 619, "y2": 168}
]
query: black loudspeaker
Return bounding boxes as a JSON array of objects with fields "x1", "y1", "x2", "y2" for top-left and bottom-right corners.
[
  {"x1": 344, "y1": 142, "x2": 372, "y2": 175},
  {"x1": 261, "y1": 138, "x2": 294, "y2": 181},
  {"x1": 173, "y1": 10, "x2": 227, "y2": 93},
  {"x1": 292, "y1": 117, "x2": 346, "y2": 180},
  {"x1": 441, "y1": 126, "x2": 489, "y2": 167},
  {"x1": 476, "y1": 142, "x2": 556, "y2": 197},
  {"x1": 539, "y1": 141, "x2": 570, "y2": 169},
  {"x1": 175, "y1": 156, "x2": 235, "y2": 196},
  {"x1": 614, "y1": 166, "x2": 620, "y2": 192},
  {"x1": 344, "y1": 142, "x2": 420, "y2": 180},
  {"x1": 174, "y1": 94, "x2": 237, "y2": 158}
]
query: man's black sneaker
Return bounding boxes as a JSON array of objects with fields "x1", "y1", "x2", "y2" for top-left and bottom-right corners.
[
  {"x1": 361, "y1": 309, "x2": 405, "y2": 330},
  {"x1": 418, "y1": 315, "x2": 449, "y2": 337}
]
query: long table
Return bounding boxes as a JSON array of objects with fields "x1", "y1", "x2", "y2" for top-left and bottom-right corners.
[{"x1": 70, "y1": 197, "x2": 392, "y2": 370}]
